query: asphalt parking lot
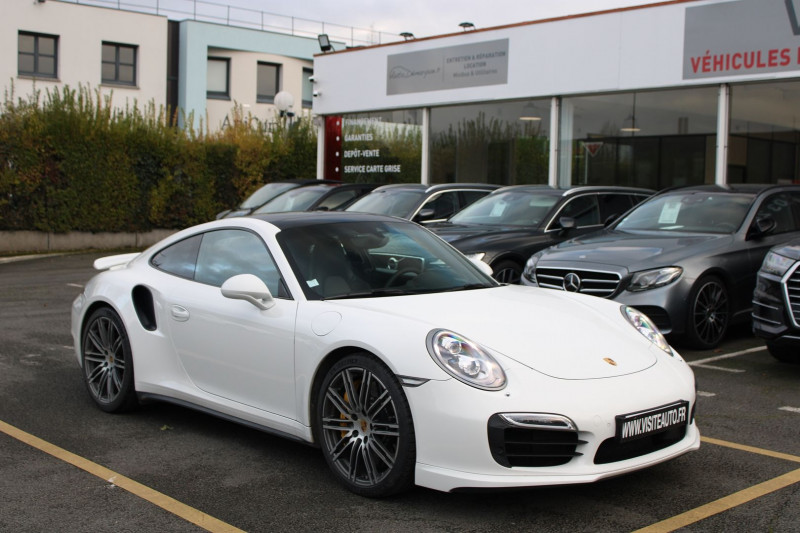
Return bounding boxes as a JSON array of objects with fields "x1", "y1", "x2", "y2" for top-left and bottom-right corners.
[{"x1": 2, "y1": 252, "x2": 800, "y2": 532}]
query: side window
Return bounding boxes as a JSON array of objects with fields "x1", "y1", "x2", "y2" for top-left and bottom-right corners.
[
  {"x1": 598, "y1": 194, "x2": 636, "y2": 224},
  {"x1": 557, "y1": 195, "x2": 600, "y2": 227},
  {"x1": 150, "y1": 235, "x2": 202, "y2": 280},
  {"x1": 194, "y1": 230, "x2": 284, "y2": 296},
  {"x1": 755, "y1": 192, "x2": 800, "y2": 235},
  {"x1": 419, "y1": 192, "x2": 458, "y2": 220}
]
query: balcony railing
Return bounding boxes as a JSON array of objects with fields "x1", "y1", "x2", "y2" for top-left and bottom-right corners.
[{"x1": 56, "y1": 0, "x2": 403, "y2": 48}]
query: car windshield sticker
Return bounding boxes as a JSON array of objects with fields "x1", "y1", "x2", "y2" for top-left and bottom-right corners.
[
  {"x1": 659, "y1": 200, "x2": 682, "y2": 224},
  {"x1": 490, "y1": 201, "x2": 507, "y2": 217},
  {"x1": 308, "y1": 279, "x2": 320, "y2": 288}
]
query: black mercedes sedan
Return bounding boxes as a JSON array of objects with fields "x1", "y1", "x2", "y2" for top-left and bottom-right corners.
[
  {"x1": 752, "y1": 238, "x2": 800, "y2": 363},
  {"x1": 428, "y1": 186, "x2": 653, "y2": 283},
  {"x1": 522, "y1": 184, "x2": 800, "y2": 349}
]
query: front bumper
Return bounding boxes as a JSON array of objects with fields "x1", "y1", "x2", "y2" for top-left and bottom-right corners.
[{"x1": 404, "y1": 355, "x2": 699, "y2": 492}]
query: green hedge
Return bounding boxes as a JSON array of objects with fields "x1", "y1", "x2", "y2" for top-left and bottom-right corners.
[{"x1": 0, "y1": 84, "x2": 317, "y2": 232}]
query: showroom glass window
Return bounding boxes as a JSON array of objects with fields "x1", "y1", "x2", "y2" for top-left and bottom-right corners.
[
  {"x1": 102, "y1": 42, "x2": 137, "y2": 86},
  {"x1": 340, "y1": 110, "x2": 422, "y2": 183},
  {"x1": 18, "y1": 32, "x2": 58, "y2": 78},
  {"x1": 729, "y1": 81, "x2": 800, "y2": 184},
  {"x1": 429, "y1": 99, "x2": 551, "y2": 185},
  {"x1": 207, "y1": 57, "x2": 230, "y2": 99},
  {"x1": 257, "y1": 62, "x2": 281, "y2": 104},
  {"x1": 559, "y1": 88, "x2": 718, "y2": 189},
  {"x1": 302, "y1": 68, "x2": 313, "y2": 108}
]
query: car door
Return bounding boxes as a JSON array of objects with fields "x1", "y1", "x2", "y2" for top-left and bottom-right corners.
[{"x1": 157, "y1": 229, "x2": 298, "y2": 418}]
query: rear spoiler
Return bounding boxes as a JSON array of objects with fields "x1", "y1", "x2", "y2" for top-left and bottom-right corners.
[{"x1": 93, "y1": 253, "x2": 140, "y2": 271}]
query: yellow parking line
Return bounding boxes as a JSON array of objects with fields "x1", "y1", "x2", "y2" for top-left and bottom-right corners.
[
  {"x1": 0, "y1": 419, "x2": 244, "y2": 533},
  {"x1": 634, "y1": 436, "x2": 800, "y2": 532}
]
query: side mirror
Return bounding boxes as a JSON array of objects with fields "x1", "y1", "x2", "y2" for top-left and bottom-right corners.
[
  {"x1": 749, "y1": 215, "x2": 777, "y2": 240},
  {"x1": 415, "y1": 208, "x2": 436, "y2": 222},
  {"x1": 558, "y1": 216, "x2": 576, "y2": 234},
  {"x1": 221, "y1": 274, "x2": 276, "y2": 310}
]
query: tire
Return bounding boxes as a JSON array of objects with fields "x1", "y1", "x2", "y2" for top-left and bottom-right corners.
[
  {"x1": 81, "y1": 307, "x2": 138, "y2": 413},
  {"x1": 491, "y1": 260, "x2": 522, "y2": 284},
  {"x1": 767, "y1": 341, "x2": 800, "y2": 364},
  {"x1": 684, "y1": 276, "x2": 729, "y2": 350},
  {"x1": 316, "y1": 353, "x2": 415, "y2": 497}
]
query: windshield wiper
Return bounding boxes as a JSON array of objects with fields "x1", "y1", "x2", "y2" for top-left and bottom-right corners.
[{"x1": 324, "y1": 288, "x2": 411, "y2": 300}]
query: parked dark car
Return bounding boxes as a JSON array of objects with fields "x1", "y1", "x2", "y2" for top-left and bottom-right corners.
[
  {"x1": 345, "y1": 183, "x2": 499, "y2": 225},
  {"x1": 428, "y1": 185, "x2": 653, "y2": 283},
  {"x1": 252, "y1": 182, "x2": 378, "y2": 214},
  {"x1": 752, "y1": 238, "x2": 800, "y2": 363},
  {"x1": 216, "y1": 179, "x2": 337, "y2": 219},
  {"x1": 522, "y1": 184, "x2": 800, "y2": 349}
]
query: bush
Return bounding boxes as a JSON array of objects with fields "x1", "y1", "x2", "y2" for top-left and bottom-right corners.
[{"x1": 0, "y1": 84, "x2": 318, "y2": 232}]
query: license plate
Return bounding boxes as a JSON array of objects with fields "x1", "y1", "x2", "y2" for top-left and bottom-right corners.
[{"x1": 615, "y1": 401, "x2": 689, "y2": 443}]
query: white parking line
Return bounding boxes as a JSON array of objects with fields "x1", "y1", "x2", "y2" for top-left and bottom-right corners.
[
  {"x1": 697, "y1": 391, "x2": 716, "y2": 397},
  {"x1": 779, "y1": 406, "x2": 800, "y2": 414},
  {"x1": 687, "y1": 346, "x2": 766, "y2": 373}
]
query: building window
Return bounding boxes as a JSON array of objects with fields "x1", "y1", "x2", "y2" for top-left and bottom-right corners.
[
  {"x1": 18, "y1": 31, "x2": 58, "y2": 79},
  {"x1": 728, "y1": 81, "x2": 800, "y2": 185},
  {"x1": 430, "y1": 99, "x2": 551, "y2": 185},
  {"x1": 207, "y1": 57, "x2": 230, "y2": 99},
  {"x1": 559, "y1": 88, "x2": 718, "y2": 189},
  {"x1": 102, "y1": 42, "x2": 137, "y2": 86},
  {"x1": 257, "y1": 62, "x2": 281, "y2": 103},
  {"x1": 302, "y1": 68, "x2": 314, "y2": 108}
]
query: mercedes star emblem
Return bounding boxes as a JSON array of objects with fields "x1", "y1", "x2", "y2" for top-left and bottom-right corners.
[{"x1": 563, "y1": 272, "x2": 581, "y2": 292}]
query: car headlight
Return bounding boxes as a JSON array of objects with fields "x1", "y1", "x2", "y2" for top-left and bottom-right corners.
[
  {"x1": 426, "y1": 329, "x2": 506, "y2": 390},
  {"x1": 627, "y1": 267, "x2": 682, "y2": 292},
  {"x1": 465, "y1": 252, "x2": 486, "y2": 263},
  {"x1": 621, "y1": 306, "x2": 673, "y2": 356},
  {"x1": 760, "y1": 251, "x2": 795, "y2": 277},
  {"x1": 522, "y1": 251, "x2": 544, "y2": 283}
]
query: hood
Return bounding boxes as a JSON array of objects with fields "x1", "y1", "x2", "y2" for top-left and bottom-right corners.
[
  {"x1": 429, "y1": 222, "x2": 542, "y2": 246},
  {"x1": 327, "y1": 285, "x2": 660, "y2": 380},
  {"x1": 539, "y1": 230, "x2": 731, "y2": 271}
]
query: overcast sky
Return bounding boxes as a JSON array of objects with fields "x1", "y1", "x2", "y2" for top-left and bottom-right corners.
[{"x1": 201, "y1": 0, "x2": 665, "y2": 41}]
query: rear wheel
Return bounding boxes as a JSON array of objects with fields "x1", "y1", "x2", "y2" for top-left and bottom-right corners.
[
  {"x1": 81, "y1": 307, "x2": 137, "y2": 413},
  {"x1": 492, "y1": 260, "x2": 522, "y2": 284},
  {"x1": 684, "y1": 276, "x2": 729, "y2": 350},
  {"x1": 316, "y1": 353, "x2": 415, "y2": 497},
  {"x1": 767, "y1": 341, "x2": 800, "y2": 364}
]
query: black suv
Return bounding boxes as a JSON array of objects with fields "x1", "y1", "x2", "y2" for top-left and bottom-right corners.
[
  {"x1": 752, "y1": 238, "x2": 800, "y2": 363},
  {"x1": 345, "y1": 183, "x2": 499, "y2": 225},
  {"x1": 217, "y1": 179, "x2": 338, "y2": 219},
  {"x1": 428, "y1": 185, "x2": 653, "y2": 283}
]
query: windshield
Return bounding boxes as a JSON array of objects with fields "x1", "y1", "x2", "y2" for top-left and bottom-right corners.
[
  {"x1": 346, "y1": 190, "x2": 424, "y2": 218},
  {"x1": 253, "y1": 187, "x2": 330, "y2": 214},
  {"x1": 449, "y1": 190, "x2": 559, "y2": 227},
  {"x1": 240, "y1": 182, "x2": 298, "y2": 209},
  {"x1": 278, "y1": 220, "x2": 498, "y2": 300},
  {"x1": 615, "y1": 192, "x2": 754, "y2": 233}
]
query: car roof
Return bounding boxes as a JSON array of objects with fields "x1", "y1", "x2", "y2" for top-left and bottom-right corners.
[
  {"x1": 250, "y1": 210, "x2": 402, "y2": 230},
  {"x1": 655, "y1": 183, "x2": 797, "y2": 196},
  {"x1": 371, "y1": 183, "x2": 499, "y2": 193},
  {"x1": 488, "y1": 185, "x2": 655, "y2": 196}
]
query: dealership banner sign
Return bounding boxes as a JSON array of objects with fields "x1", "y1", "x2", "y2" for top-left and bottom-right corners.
[
  {"x1": 684, "y1": 0, "x2": 800, "y2": 79},
  {"x1": 387, "y1": 39, "x2": 508, "y2": 95}
]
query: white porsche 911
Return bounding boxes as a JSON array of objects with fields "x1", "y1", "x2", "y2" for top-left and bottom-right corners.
[{"x1": 71, "y1": 212, "x2": 700, "y2": 497}]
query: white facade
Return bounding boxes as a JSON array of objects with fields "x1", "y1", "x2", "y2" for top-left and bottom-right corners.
[{"x1": 3, "y1": 0, "x2": 167, "y2": 111}]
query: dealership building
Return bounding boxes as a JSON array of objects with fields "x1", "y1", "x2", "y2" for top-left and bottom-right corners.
[{"x1": 311, "y1": 0, "x2": 800, "y2": 190}]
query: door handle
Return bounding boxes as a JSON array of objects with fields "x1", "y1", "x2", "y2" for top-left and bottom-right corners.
[{"x1": 171, "y1": 305, "x2": 190, "y2": 322}]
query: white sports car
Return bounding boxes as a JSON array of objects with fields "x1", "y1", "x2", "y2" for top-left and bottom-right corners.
[{"x1": 72, "y1": 212, "x2": 700, "y2": 497}]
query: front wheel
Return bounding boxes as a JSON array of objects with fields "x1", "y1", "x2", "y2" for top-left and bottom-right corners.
[
  {"x1": 767, "y1": 341, "x2": 800, "y2": 364},
  {"x1": 491, "y1": 260, "x2": 522, "y2": 284},
  {"x1": 684, "y1": 276, "x2": 729, "y2": 350},
  {"x1": 81, "y1": 307, "x2": 138, "y2": 413},
  {"x1": 316, "y1": 353, "x2": 415, "y2": 497}
]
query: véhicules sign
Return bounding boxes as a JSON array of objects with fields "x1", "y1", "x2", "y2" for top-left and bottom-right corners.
[
  {"x1": 684, "y1": 0, "x2": 800, "y2": 79},
  {"x1": 387, "y1": 39, "x2": 509, "y2": 95}
]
